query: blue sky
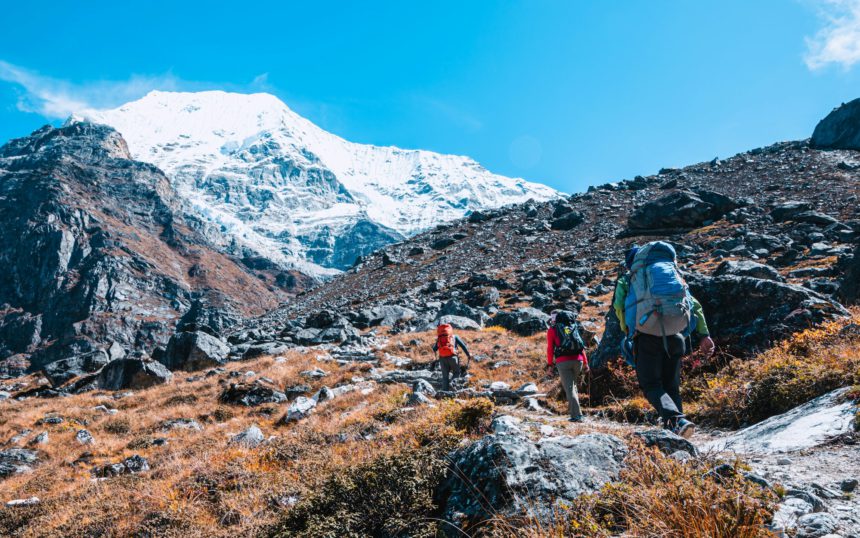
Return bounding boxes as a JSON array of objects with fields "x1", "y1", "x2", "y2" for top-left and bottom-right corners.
[{"x1": 2, "y1": 0, "x2": 860, "y2": 193}]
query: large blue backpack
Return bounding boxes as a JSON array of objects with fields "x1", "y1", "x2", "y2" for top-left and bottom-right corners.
[{"x1": 623, "y1": 242, "x2": 694, "y2": 339}]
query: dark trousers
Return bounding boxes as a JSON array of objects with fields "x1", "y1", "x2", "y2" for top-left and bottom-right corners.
[
  {"x1": 440, "y1": 355, "x2": 461, "y2": 391},
  {"x1": 634, "y1": 333, "x2": 685, "y2": 425}
]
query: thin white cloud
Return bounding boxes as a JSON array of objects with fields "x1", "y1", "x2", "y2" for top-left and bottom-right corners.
[
  {"x1": 0, "y1": 59, "x2": 184, "y2": 118},
  {"x1": 805, "y1": 0, "x2": 860, "y2": 70},
  {"x1": 413, "y1": 95, "x2": 483, "y2": 132}
]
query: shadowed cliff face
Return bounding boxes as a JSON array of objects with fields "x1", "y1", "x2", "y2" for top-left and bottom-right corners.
[{"x1": 0, "y1": 122, "x2": 308, "y2": 372}]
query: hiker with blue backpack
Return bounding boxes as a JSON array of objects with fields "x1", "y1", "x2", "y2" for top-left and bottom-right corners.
[{"x1": 613, "y1": 242, "x2": 715, "y2": 438}]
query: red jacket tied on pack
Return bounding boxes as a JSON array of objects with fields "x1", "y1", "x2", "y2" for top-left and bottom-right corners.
[{"x1": 546, "y1": 326, "x2": 588, "y2": 368}]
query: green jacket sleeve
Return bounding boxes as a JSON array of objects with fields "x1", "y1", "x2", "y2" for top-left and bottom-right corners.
[
  {"x1": 613, "y1": 275, "x2": 629, "y2": 334},
  {"x1": 691, "y1": 296, "x2": 710, "y2": 336}
]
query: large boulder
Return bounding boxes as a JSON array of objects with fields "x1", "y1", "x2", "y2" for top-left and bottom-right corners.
[
  {"x1": 438, "y1": 300, "x2": 484, "y2": 325},
  {"x1": 436, "y1": 427, "x2": 627, "y2": 531},
  {"x1": 160, "y1": 331, "x2": 229, "y2": 371},
  {"x1": 490, "y1": 308, "x2": 549, "y2": 336},
  {"x1": 464, "y1": 286, "x2": 500, "y2": 308},
  {"x1": 219, "y1": 380, "x2": 287, "y2": 407},
  {"x1": 41, "y1": 349, "x2": 110, "y2": 387},
  {"x1": 713, "y1": 260, "x2": 783, "y2": 282},
  {"x1": 686, "y1": 273, "x2": 850, "y2": 352},
  {"x1": 97, "y1": 358, "x2": 173, "y2": 390},
  {"x1": 811, "y1": 98, "x2": 860, "y2": 150},
  {"x1": 176, "y1": 298, "x2": 241, "y2": 336},
  {"x1": 0, "y1": 448, "x2": 39, "y2": 479},
  {"x1": 423, "y1": 315, "x2": 481, "y2": 331},
  {"x1": 356, "y1": 305, "x2": 416, "y2": 328},
  {"x1": 839, "y1": 244, "x2": 860, "y2": 305},
  {"x1": 550, "y1": 210, "x2": 585, "y2": 231},
  {"x1": 770, "y1": 201, "x2": 813, "y2": 222},
  {"x1": 628, "y1": 189, "x2": 739, "y2": 231}
]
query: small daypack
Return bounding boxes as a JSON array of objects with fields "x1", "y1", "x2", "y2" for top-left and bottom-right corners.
[
  {"x1": 553, "y1": 311, "x2": 586, "y2": 357},
  {"x1": 623, "y1": 241, "x2": 694, "y2": 339},
  {"x1": 437, "y1": 324, "x2": 457, "y2": 357}
]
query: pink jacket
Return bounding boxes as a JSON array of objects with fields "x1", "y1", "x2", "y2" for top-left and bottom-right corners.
[{"x1": 546, "y1": 327, "x2": 588, "y2": 367}]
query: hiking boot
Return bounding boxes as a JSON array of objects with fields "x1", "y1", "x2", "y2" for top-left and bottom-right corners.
[
  {"x1": 569, "y1": 415, "x2": 585, "y2": 423},
  {"x1": 672, "y1": 418, "x2": 695, "y2": 438}
]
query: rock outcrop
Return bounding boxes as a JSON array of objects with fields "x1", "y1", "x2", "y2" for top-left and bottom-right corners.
[
  {"x1": 811, "y1": 98, "x2": 860, "y2": 150},
  {"x1": 437, "y1": 421, "x2": 627, "y2": 532},
  {"x1": 0, "y1": 122, "x2": 294, "y2": 380}
]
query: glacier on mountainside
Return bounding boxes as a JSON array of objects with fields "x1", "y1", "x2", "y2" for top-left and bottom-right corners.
[{"x1": 83, "y1": 91, "x2": 560, "y2": 276}]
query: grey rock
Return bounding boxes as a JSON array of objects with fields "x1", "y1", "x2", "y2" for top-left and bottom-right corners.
[
  {"x1": 5, "y1": 497, "x2": 40, "y2": 507},
  {"x1": 231, "y1": 424, "x2": 265, "y2": 448},
  {"x1": 219, "y1": 380, "x2": 287, "y2": 407},
  {"x1": 771, "y1": 200, "x2": 814, "y2": 221},
  {"x1": 284, "y1": 396, "x2": 316, "y2": 423},
  {"x1": 628, "y1": 189, "x2": 739, "y2": 230},
  {"x1": 42, "y1": 349, "x2": 110, "y2": 387},
  {"x1": 75, "y1": 429, "x2": 94, "y2": 445},
  {"x1": 93, "y1": 455, "x2": 149, "y2": 477},
  {"x1": 300, "y1": 368, "x2": 329, "y2": 379},
  {"x1": 439, "y1": 300, "x2": 484, "y2": 325},
  {"x1": 0, "y1": 448, "x2": 39, "y2": 478},
  {"x1": 840, "y1": 478, "x2": 858, "y2": 492},
  {"x1": 312, "y1": 386, "x2": 335, "y2": 403},
  {"x1": 490, "y1": 415, "x2": 522, "y2": 435},
  {"x1": 424, "y1": 315, "x2": 481, "y2": 331},
  {"x1": 161, "y1": 331, "x2": 230, "y2": 371},
  {"x1": 811, "y1": 98, "x2": 860, "y2": 150},
  {"x1": 97, "y1": 358, "x2": 172, "y2": 390},
  {"x1": 490, "y1": 308, "x2": 549, "y2": 336},
  {"x1": 714, "y1": 260, "x2": 783, "y2": 281},
  {"x1": 796, "y1": 513, "x2": 839, "y2": 538},
  {"x1": 160, "y1": 418, "x2": 203, "y2": 432},
  {"x1": 634, "y1": 429, "x2": 698, "y2": 457},
  {"x1": 406, "y1": 392, "x2": 433, "y2": 405},
  {"x1": 437, "y1": 431, "x2": 627, "y2": 528},
  {"x1": 839, "y1": 244, "x2": 860, "y2": 305},
  {"x1": 550, "y1": 211, "x2": 585, "y2": 230},
  {"x1": 412, "y1": 378, "x2": 437, "y2": 397}
]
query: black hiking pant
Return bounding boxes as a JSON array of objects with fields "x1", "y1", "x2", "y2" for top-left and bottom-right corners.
[
  {"x1": 440, "y1": 355, "x2": 461, "y2": 392},
  {"x1": 634, "y1": 333, "x2": 685, "y2": 426}
]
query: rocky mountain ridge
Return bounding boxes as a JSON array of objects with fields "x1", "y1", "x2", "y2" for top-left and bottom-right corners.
[
  {"x1": 85, "y1": 91, "x2": 561, "y2": 275},
  {"x1": 0, "y1": 122, "x2": 307, "y2": 382}
]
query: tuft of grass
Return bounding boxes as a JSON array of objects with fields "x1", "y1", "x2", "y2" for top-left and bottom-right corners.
[
  {"x1": 444, "y1": 397, "x2": 494, "y2": 435},
  {"x1": 102, "y1": 416, "x2": 132, "y2": 435}
]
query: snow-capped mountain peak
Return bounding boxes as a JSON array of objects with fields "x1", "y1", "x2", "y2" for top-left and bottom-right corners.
[{"x1": 84, "y1": 90, "x2": 561, "y2": 275}]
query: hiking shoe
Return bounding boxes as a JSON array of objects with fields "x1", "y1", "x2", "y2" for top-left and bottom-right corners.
[
  {"x1": 569, "y1": 416, "x2": 585, "y2": 423},
  {"x1": 673, "y1": 418, "x2": 696, "y2": 439}
]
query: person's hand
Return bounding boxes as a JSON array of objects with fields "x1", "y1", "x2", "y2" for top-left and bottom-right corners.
[
  {"x1": 545, "y1": 364, "x2": 555, "y2": 376},
  {"x1": 698, "y1": 336, "x2": 715, "y2": 357}
]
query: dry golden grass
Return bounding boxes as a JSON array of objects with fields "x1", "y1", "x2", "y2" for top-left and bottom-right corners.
[
  {"x1": 691, "y1": 308, "x2": 860, "y2": 428},
  {"x1": 0, "y1": 325, "x2": 562, "y2": 537}
]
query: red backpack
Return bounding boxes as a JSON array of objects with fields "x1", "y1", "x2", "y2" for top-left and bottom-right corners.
[{"x1": 436, "y1": 324, "x2": 456, "y2": 357}]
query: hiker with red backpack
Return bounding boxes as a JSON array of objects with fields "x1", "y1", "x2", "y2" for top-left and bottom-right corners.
[
  {"x1": 613, "y1": 242, "x2": 715, "y2": 438},
  {"x1": 547, "y1": 310, "x2": 589, "y2": 422},
  {"x1": 433, "y1": 323, "x2": 472, "y2": 392}
]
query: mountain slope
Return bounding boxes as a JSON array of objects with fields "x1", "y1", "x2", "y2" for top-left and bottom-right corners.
[
  {"x1": 0, "y1": 122, "x2": 305, "y2": 376},
  {"x1": 85, "y1": 91, "x2": 560, "y2": 273}
]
